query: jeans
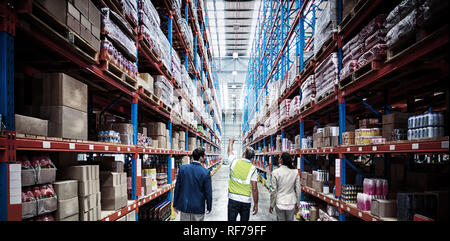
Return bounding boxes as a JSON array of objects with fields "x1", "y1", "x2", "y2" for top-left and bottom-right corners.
[
  {"x1": 275, "y1": 206, "x2": 296, "y2": 221},
  {"x1": 228, "y1": 198, "x2": 251, "y2": 221},
  {"x1": 180, "y1": 212, "x2": 205, "y2": 221}
]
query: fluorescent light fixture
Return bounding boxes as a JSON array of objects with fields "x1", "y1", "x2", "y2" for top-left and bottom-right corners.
[
  {"x1": 231, "y1": 85, "x2": 236, "y2": 89},
  {"x1": 233, "y1": 52, "x2": 239, "y2": 59},
  {"x1": 232, "y1": 71, "x2": 237, "y2": 76}
]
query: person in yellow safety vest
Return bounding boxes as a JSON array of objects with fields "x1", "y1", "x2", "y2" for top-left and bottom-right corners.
[{"x1": 227, "y1": 138, "x2": 258, "y2": 221}]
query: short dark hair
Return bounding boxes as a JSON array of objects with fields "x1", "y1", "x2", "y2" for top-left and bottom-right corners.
[
  {"x1": 281, "y1": 152, "x2": 295, "y2": 169},
  {"x1": 244, "y1": 147, "x2": 255, "y2": 160},
  {"x1": 192, "y1": 148, "x2": 205, "y2": 161}
]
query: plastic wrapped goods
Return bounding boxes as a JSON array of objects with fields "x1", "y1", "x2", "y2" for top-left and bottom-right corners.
[
  {"x1": 101, "y1": 8, "x2": 137, "y2": 62},
  {"x1": 154, "y1": 75, "x2": 174, "y2": 107},
  {"x1": 314, "y1": 0, "x2": 337, "y2": 56},
  {"x1": 289, "y1": 96, "x2": 300, "y2": 119},
  {"x1": 300, "y1": 75, "x2": 315, "y2": 107},
  {"x1": 314, "y1": 53, "x2": 338, "y2": 101},
  {"x1": 121, "y1": 0, "x2": 138, "y2": 27},
  {"x1": 386, "y1": 9, "x2": 418, "y2": 47},
  {"x1": 357, "y1": 43, "x2": 388, "y2": 67},
  {"x1": 100, "y1": 38, "x2": 138, "y2": 79},
  {"x1": 358, "y1": 14, "x2": 387, "y2": 40},
  {"x1": 139, "y1": 0, "x2": 160, "y2": 26},
  {"x1": 385, "y1": 0, "x2": 420, "y2": 30}
]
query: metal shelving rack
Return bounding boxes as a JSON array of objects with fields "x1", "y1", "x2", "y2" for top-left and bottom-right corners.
[
  {"x1": 0, "y1": 0, "x2": 222, "y2": 221},
  {"x1": 241, "y1": 0, "x2": 449, "y2": 221}
]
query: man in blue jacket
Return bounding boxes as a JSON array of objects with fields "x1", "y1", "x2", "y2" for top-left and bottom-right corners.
[{"x1": 173, "y1": 147, "x2": 212, "y2": 221}]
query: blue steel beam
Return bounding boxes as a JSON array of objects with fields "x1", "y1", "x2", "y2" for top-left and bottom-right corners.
[{"x1": 0, "y1": 32, "x2": 14, "y2": 131}]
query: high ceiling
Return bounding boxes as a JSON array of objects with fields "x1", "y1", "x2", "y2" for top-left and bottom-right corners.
[{"x1": 206, "y1": 0, "x2": 261, "y2": 58}]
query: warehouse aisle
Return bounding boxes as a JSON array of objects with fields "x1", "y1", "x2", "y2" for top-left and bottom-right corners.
[{"x1": 173, "y1": 162, "x2": 276, "y2": 221}]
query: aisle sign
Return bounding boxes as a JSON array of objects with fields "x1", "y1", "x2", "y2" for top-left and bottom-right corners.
[
  {"x1": 43, "y1": 141, "x2": 51, "y2": 149},
  {"x1": 335, "y1": 159, "x2": 340, "y2": 177},
  {"x1": 297, "y1": 157, "x2": 300, "y2": 169},
  {"x1": 137, "y1": 158, "x2": 142, "y2": 177}
]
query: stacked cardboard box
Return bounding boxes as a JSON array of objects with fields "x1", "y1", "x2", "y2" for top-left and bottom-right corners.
[
  {"x1": 100, "y1": 171, "x2": 127, "y2": 211},
  {"x1": 382, "y1": 112, "x2": 410, "y2": 139},
  {"x1": 59, "y1": 165, "x2": 101, "y2": 221},
  {"x1": 15, "y1": 114, "x2": 49, "y2": 136},
  {"x1": 342, "y1": 131, "x2": 355, "y2": 146},
  {"x1": 54, "y1": 180, "x2": 79, "y2": 221},
  {"x1": 172, "y1": 131, "x2": 179, "y2": 150},
  {"x1": 188, "y1": 137, "x2": 196, "y2": 151},
  {"x1": 179, "y1": 131, "x2": 186, "y2": 151},
  {"x1": 126, "y1": 210, "x2": 136, "y2": 221},
  {"x1": 313, "y1": 132, "x2": 323, "y2": 148},
  {"x1": 141, "y1": 169, "x2": 157, "y2": 195},
  {"x1": 37, "y1": 0, "x2": 101, "y2": 51},
  {"x1": 322, "y1": 126, "x2": 339, "y2": 147},
  {"x1": 144, "y1": 122, "x2": 167, "y2": 149},
  {"x1": 35, "y1": 73, "x2": 88, "y2": 140},
  {"x1": 371, "y1": 199, "x2": 397, "y2": 218}
]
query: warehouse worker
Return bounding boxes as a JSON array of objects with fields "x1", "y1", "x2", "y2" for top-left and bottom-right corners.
[
  {"x1": 227, "y1": 138, "x2": 258, "y2": 221},
  {"x1": 269, "y1": 152, "x2": 301, "y2": 221},
  {"x1": 173, "y1": 148, "x2": 212, "y2": 221}
]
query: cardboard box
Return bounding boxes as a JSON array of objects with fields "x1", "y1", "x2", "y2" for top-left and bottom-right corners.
[
  {"x1": 312, "y1": 180, "x2": 324, "y2": 193},
  {"x1": 36, "y1": 0, "x2": 67, "y2": 24},
  {"x1": 37, "y1": 168, "x2": 57, "y2": 184},
  {"x1": 79, "y1": 193, "x2": 97, "y2": 213},
  {"x1": 154, "y1": 136, "x2": 166, "y2": 149},
  {"x1": 55, "y1": 197, "x2": 79, "y2": 220},
  {"x1": 21, "y1": 169, "x2": 36, "y2": 186},
  {"x1": 37, "y1": 196, "x2": 57, "y2": 215},
  {"x1": 138, "y1": 127, "x2": 147, "y2": 136},
  {"x1": 80, "y1": 26, "x2": 92, "y2": 43},
  {"x1": 152, "y1": 140, "x2": 159, "y2": 149},
  {"x1": 40, "y1": 105, "x2": 88, "y2": 140},
  {"x1": 89, "y1": 0, "x2": 101, "y2": 28},
  {"x1": 37, "y1": 72, "x2": 88, "y2": 113},
  {"x1": 397, "y1": 193, "x2": 437, "y2": 221},
  {"x1": 59, "y1": 213, "x2": 79, "y2": 221},
  {"x1": 306, "y1": 173, "x2": 313, "y2": 188},
  {"x1": 148, "y1": 122, "x2": 166, "y2": 136},
  {"x1": 15, "y1": 114, "x2": 48, "y2": 136},
  {"x1": 95, "y1": 156, "x2": 124, "y2": 172},
  {"x1": 141, "y1": 176, "x2": 152, "y2": 186},
  {"x1": 120, "y1": 134, "x2": 133, "y2": 145},
  {"x1": 74, "y1": 0, "x2": 89, "y2": 17},
  {"x1": 91, "y1": 34, "x2": 101, "y2": 51},
  {"x1": 100, "y1": 172, "x2": 126, "y2": 187},
  {"x1": 127, "y1": 210, "x2": 136, "y2": 221},
  {"x1": 101, "y1": 195, "x2": 127, "y2": 211},
  {"x1": 323, "y1": 137, "x2": 331, "y2": 147},
  {"x1": 54, "y1": 180, "x2": 78, "y2": 200},
  {"x1": 78, "y1": 180, "x2": 91, "y2": 197},
  {"x1": 331, "y1": 136, "x2": 339, "y2": 147},
  {"x1": 371, "y1": 199, "x2": 397, "y2": 218},
  {"x1": 101, "y1": 184, "x2": 127, "y2": 199},
  {"x1": 382, "y1": 112, "x2": 410, "y2": 126},
  {"x1": 61, "y1": 165, "x2": 90, "y2": 181}
]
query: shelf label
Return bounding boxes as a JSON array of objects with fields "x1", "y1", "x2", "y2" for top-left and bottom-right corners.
[
  {"x1": 105, "y1": 146, "x2": 109, "y2": 151},
  {"x1": 372, "y1": 218, "x2": 377, "y2": 221},
  {"x1": 442, "y1": 141, "x2": 449, "y2": 149},
  {"x1": 347, "y1": 148, "x2": 350, "y2": 152},
  {"x1": 69, "y1": 143, "x2": 75, "y2": 150},
  {"x1": 347, "y1": 207, "x2": 350, "y2": 212},
  {"x1": 331, "y1": 149, "x2": 333, "y2": 152},
  {"x1": 335, "y1": 159, "x2": 341, "y2": 178},
  {"x1": 105, "y1": 217, "x2": 109, "y2": 221},
  {"x1": 128, "y1": 148, "x2": 130, "y2": 152},
  {"x1": 89, "y1": 145, "x2": 94, "y2": 150},
  {"x1": 390, "y1": 145, "x2": 395, "y2": 151},
  {"x1": 133, "y1": 204, "x2": 136, "y2": 208},
  {"x1": 358, "y1": 147, "x2": 362, "y2": 152},
  {"x1": 330, "y1": 200, "x2": 333, "y2": 204},
  {"x1": 412, "y1": 143, "x2": 419, "y2": 150},
  {"x1": 358, "y1": 212, "x2": 362, "y2": 217},
  {"x1": 128, "y1": 206, "x2": 131, "y2": 211},
  {"x1": 118, "y1": 211, "x2": 121, "y2": 216},
  {"x1": 43, "y1": 141, "x2": 51, "y2": 149},
  {"x1": 143, "y1": 149, "x2": 146, "y2": 152},
  {"x1": 372, "y1": 146, "x2": 377, "y2": 151},
  {"x1": 117, "y1": 147, "x2": 121, "y2": 151},
  {"x1": 341, "y1": 204, "x2": 344, "y2": 208}
]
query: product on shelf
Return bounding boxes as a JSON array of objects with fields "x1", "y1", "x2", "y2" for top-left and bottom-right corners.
[
  {"x1": 299, "y1": 201, "x2": 316, "y2": 220},
  {"x1": 397, "y1": 192, "x2": 439, "y2": 221},
  {"x1": 138, "y1": 73, "x2": 154, "y2": 94},
  {"x1": 121, "y1": 0, "x2": 138, "y2": 27},
  {"x1": 153, "y1": 75, "x2": 174, "y2": 108},
  {"x1": 318, "y1": 208, "x2": 338, "y2": 221},
  {"x1": 300, "y1": 75, "x2": 316, "y2": 108},
  {"x1": 100, "y1": 171, "x2": 127, "y2": 211},
  {"x1": 100, "y1": 38, "x2": 138, "y2": 79},
  {"x1": 371, "y1": 199, "x2": 397, "y2": 218},
  {"x1": 341, "y1": 185, "x2": 362, "y2": 204},
  {"x1": 19, "y1": 154, "x2": 57, "y2": 187},
  {"x1": 289, "y1": 96, "x2": 301, "y2": 119},
  {"x1": 54, "y1": 180, "x2": 79, "y2": 221},
  {"x1": 314, "y1": 53, "x2": 338, "y2": 102},
  {"x1": 342, "y1": 131, "x2": 355, "y2": 146},
  {"x1": 314, "y1": 0, "x2": 337, "y2": 56},
  {"x1": 407, "y1": 112, "x2": 445, "y2": 140},
  {"x1": 98, "y1": 130, "x2": 121, "y2": 144},
  {"x1": 14, "y1": 114, "x2": 49, "y2": 137},
  {"x1": 355, "y1": 128, "x2": 382, "y2": 145}
]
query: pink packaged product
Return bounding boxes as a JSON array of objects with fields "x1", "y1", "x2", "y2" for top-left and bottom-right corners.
[
  {"x1": 357, "y1": 44, "x2": 387, "y2": 67},
  {"x1": 359, "y1": 14, "x2": 387, "y2": 40},
  {"x1": 364, "y1": 29, "x2": 387, "y2": 51},
  {"x1": 363, "y1": 178, "x2": 376, "y2": 195},
  {"x1": 375, "y1": 179, "x2": 389, "y2": 196},
  {"x1": 340, "y1": 60, "x2": 358, "y2": 80}
]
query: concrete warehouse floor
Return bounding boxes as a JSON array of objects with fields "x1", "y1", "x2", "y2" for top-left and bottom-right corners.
[{"x1": 173, "y1": 163, "x2": 284, "y2": 221}]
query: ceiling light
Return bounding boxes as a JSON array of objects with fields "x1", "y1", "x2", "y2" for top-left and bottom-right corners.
[
  {"x1": 231, "y1": 85, "x2": 236, "y2": 89},
  {"x1": 232, "y1": 71, "x2": 237, "y2": 76},
  {"x1": 233, "y1": 52, "x2": 239, "y2": 59}
]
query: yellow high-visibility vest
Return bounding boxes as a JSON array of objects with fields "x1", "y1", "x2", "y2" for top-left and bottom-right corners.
[{"x1": 228, "y1": 159, "x2": 256, "y2": 197}]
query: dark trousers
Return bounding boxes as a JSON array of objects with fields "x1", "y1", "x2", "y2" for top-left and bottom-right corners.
[{"x1": 228, "y1": 198, "x2": 251, "y2": 221}]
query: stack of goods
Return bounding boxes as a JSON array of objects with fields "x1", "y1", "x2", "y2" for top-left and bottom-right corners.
[
  {"x1": 177, "y1": 16, "x2": 193, "y2": 51},
  {"x1": 340, "y1": 32, "x2": 364, "y2": 79},
  {"x1": 341, "y1": 184, "x2": 363, "y2": 204},
  {"x1": 371, "y1": 199, "x2": 397, "y2": 218},
  {"x1": 141, "y1": 168, "x2": 157, "y2": 195},
  {"x1": 314, "y1": 53, "x2": 338, "y2": 102},
  {"x1": 357, "y1": 178, "x2": 388, "y2": 211},
  {"x1": 20, "y1": 155, "x2": 57, "y2": 187},
  {"x1": 138, "y1": 73, "x2": 154, "y2": 94},
  {"x1": 178, "y1": 131, "x2": 186, "y2": 151},
  {"x1": 318, "y1": 208, "x2": 338, "y2": 221},
  {"x1": 300, "y1": 172, "x2": 313, "y2": 188},
  {"x1": 14, "y1": 114, "x2": 48, "y2": 137},
  {"x1": 300, "y1": 136, "x2": 313, "y2": 149},
  {"x1": 153, "y1": 75, "x2": 174, "y2": 108},
  {"x1": 98, "y1": 123, "x2": 134, "y2": 145},
  {"x1": 188, "y1": 137, "x2": 196, "y2": 151},
  {"x1": 300, "y1": 75, "x2": 316, "y2": 108},
  {"x1": 144, "y1": 122, "x2": 167, "y2": 149},
  {"x1": 312, "y1": 170, "x2": 329, "y2": 193},
  {"x1": 276, "y1": 135, "x2": 282, "y2": 152},
  {"x1": 38, "y1": 0, "x2": 102, "y2": 51},
  {"x1": 138, "y1": 0, "x2": 165, "y2": 62},
  {"x1": 59, "y1": 165, "x2": 101, "y2": 221},
  {"x1": 382, "y1": 112, "x2": 410, "y2": 141},
  {"x1": 279, "y1": 99, "x2": 291, "y2": 122},
  {"x1": 172, "y1": 51, "x2": 182, "y2": 87},
  {"x1": 407, "y1": 112, "x2": 445, "y2": 140},
  {"x1": 299, "y1": 201, "x2": 316, "y2": 221},
  {"x1": 34, "y1": 73, "x2": 88, "y2": 140},
  {"x1": 54, "y1": 180, "x2": 79, "y2": 221},
  {"x1": 137, "y1": 127, "x2": 152, "y2": 148},
  {"x1": 313, "y1": 128, "x2": 324, "y2": 148},
  {"x1": 138, "y1": 197, "x2": 172, "y2": 221},
  {"x1": 355, "y1": 128, "x2": 382, "y2": 145},
  {"x1": 323, "y1": 126, "x2": 339, "y2": 147},
  {"x1": 314, "y1": 0, "x2": 337, "y2": 56},
  {"x1": 99, "y1": 171, "x2": 127, "y2": 211},
  {"x1": 357, "y1": 14, "x2": 388, "y2": 67},
  {"x1": 100, "y1": 9, "x2": 138, "y2": 79},
  {"x1": 121, "y1": 0, "x2": 138, "y2": 27},
  {"x1": 156, "y1": 173, "x2": 168, "y2": 187},
  {"x1": 21, "y1": 184, "x2": 58, "y2": 221},
  {"x1": 97, "y1": 130, "x2": 121, "y2": 144},
  {"x1": 289, "y1": 96, "x2": 301, "y2": 119},
  {"x1": 342, "y1": 131, "x2": 355, "y2": 146}
]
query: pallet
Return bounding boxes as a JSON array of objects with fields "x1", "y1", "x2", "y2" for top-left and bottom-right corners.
[
  {"x1": 139, "y1": 86, "x2": 161, "y2": 106},
  {"x1": 338, "y1": 0, "x2": 375, "y2": 33},
  {"x1": 21, "y1": 1, "x2": 98, "y2": 64},
  {"x1": 339, "y1": 60, "x2": 382, "y2": 90},
  {"x1": 314, "y1": 33, "x2": 337, "y2": 61},
  {"x1": 299, "y1": 102, "x2": 312, "y2": 113},
  {"x1": 138, "y1": 36, "x2": 161, "y2": 63},
  {"x1": 160, "y1": 102, "x2": 172, "y2": 114},
  {"x1": 100, "y1": 61, "x2": 138, "y2": 91},
  {"x1": 315, "y1": 87, "x2": 335, "y2": 105}
]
